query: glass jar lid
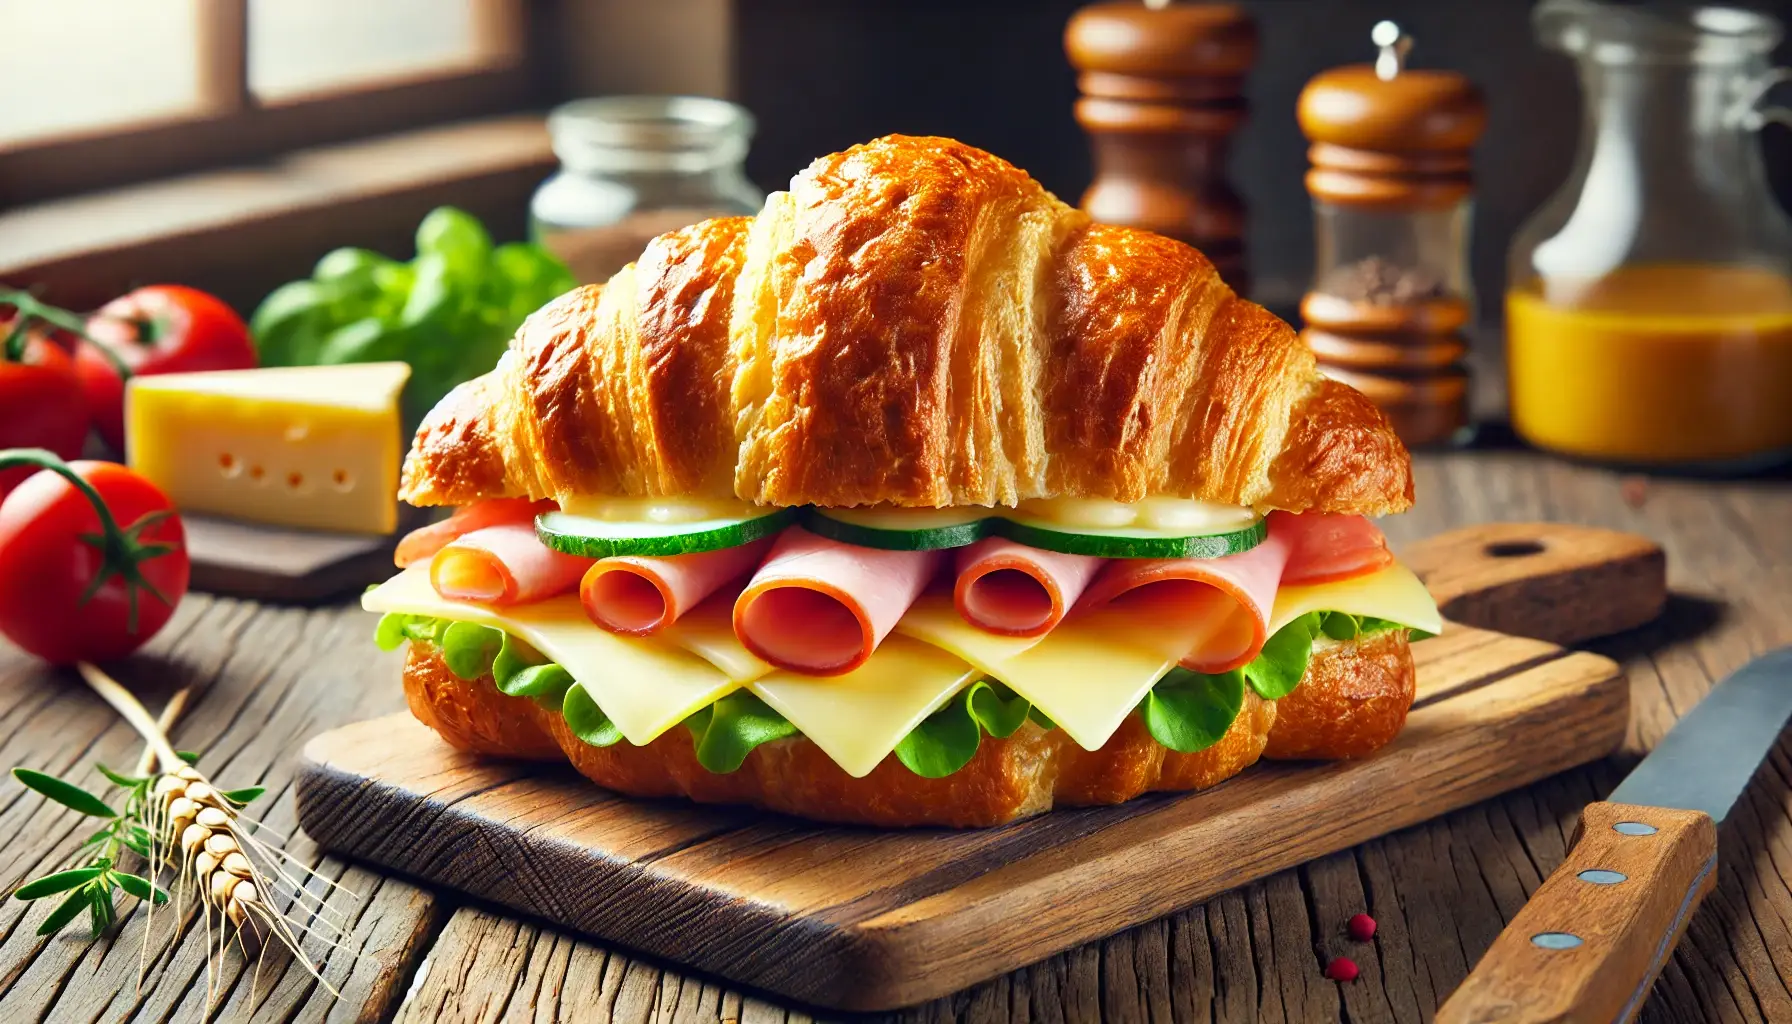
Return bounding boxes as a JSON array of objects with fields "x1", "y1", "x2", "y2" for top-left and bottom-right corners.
[
  {"x1": 1536, "y1": 0, "x2": 1781, "y2": 66},
  {"x1": 548, "y1": 96, "x2": 755, "y2": 175}
]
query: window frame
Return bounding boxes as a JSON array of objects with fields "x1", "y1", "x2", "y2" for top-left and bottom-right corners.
[{"x1": 0, "y1": 0, "x2": 532, "y2": 205}]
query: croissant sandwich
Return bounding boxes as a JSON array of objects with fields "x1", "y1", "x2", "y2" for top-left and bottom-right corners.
[{"x1": 364, "y1": 135, "x2": 1442, "y2": 828}]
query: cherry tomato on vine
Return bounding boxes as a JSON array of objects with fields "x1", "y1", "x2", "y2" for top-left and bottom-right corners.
[
  {"x1": 76, "y1": 285, "x2": 256, "y2": 452},
  {"x1": 0, "y1": 306, "x2": 88, "y2": 499},
  {"x1": 0, "y1": 453, "x2": 189, "y2": 664}
]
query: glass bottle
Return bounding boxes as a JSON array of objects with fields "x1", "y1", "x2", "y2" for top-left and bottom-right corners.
[
  {"x1": 530, "y1": 96, "x2": 764, "y2": 285},
  {"x1": 1506, "y1": 0, "x2": 1792, "y2": 469},
  {"x1": 1298, "y1": 22, "x2": 1485, "y2": 449}
]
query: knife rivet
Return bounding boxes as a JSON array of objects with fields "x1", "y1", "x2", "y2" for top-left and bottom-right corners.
[
  {"x1": 1577, "y1": 869, "x2": 1628, "y2": 884},
  {"x1": 1613, "y1": 822, "x2": 1658, "y2": 836},
  {"x1": 1531, "y1": 932, "x2": 1584, "y2": 949}
]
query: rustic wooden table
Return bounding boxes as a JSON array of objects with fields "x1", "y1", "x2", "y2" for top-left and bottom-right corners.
[{"x1": 1, "y1": 445, "x2": 1788, "y2": 1023}]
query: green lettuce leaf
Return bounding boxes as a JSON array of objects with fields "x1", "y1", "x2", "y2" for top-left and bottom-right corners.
[
  {"x1": 1139, "y1": 668, "x2": 1246, "y2": 753},
  {"x1": 561, "y1": 683, "x2": 623, "y2": 747},
  {"x1": 376, "y1": 606, "x2": 1426, "y2": 781},
  {"x1": 895, "y1": 680, "x2": 1033, "y2": 779},
  {"x1": 490, "y1": 634, "x2": 574, "y2": 710},
  {"x1": 684, "y1": 693, "x2": 797, "y2": 773},
  {"x1": 440, "y1": 621, "x2": 504, "y2": 680},
  {"x1": 1246, "y1": 613, "x2": 1322, "y2": 699}
]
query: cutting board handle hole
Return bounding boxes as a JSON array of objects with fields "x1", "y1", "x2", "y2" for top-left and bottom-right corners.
[{"x1": 1484, "y1": 540, "x2": 1546, "y2": 559}]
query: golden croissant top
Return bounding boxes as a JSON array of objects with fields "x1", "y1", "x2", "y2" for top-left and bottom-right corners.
[{"x1": 401, "y1": 134, "x2": 1412, "y2": 515}]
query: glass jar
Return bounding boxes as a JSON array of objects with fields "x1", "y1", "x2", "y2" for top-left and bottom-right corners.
[
  {"x1": 1506, "y1": 1, "x2": 1792, "y2": 469},
  {"x1": 531, "y1": 96, "x2": 764, "y2": 285}
]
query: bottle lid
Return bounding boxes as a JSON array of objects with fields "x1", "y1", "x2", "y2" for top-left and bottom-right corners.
[
  {"x1": 1066, "y1": 2, "x2": 1257, "y2": 104},
  {"x1": 1297, "y1": 22, "x2": 1485, "y2": 209}
]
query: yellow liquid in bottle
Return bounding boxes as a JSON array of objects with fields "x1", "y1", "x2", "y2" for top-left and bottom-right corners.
[{"x1": 1506, "y1": 265, "x2": 1792, "y2": 465}]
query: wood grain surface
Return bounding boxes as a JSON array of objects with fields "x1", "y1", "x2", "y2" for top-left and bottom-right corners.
[
  {"x1": 1438, "y1": 801, "x2": 1718, "y2": 1024},
  {"x1": 2, "y1": 449, "x2": 1789, "y2": 1022},
  {"x1": 290, "y1": 521, "x2": 1644, "y2": 1010}
]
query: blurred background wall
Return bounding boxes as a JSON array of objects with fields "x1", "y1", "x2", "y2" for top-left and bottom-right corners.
[{"x1": 728, "y1": 0, "x2": 1792, "y2": 317}]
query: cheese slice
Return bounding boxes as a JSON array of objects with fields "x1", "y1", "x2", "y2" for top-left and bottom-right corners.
[
  {"x1": 1268, "y1": 563, "x2": 1443, "y2": 637},
  {"x1": 659, "y1": 592, "x2": 773, "y2": 683},
  {"x1": 898, "y1": 593, "x2": 1179, "y2": 751},
  {"x1": 127, "y1": 362, "x2": 411, "y2": 534},
  {"x1": 750, "y1": 635, "x2": 981, "y2": 778},
  {"x1": 363, "y1": 566, "x2": 737, "y2": 745}
]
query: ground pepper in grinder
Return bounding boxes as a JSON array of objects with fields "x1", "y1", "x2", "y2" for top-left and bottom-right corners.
[{"x1": 1297, "y1": 22, "x2": 1485, "y2": 448}]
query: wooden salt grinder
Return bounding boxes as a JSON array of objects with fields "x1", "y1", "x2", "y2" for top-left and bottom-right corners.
[
  {"x1": 1065, "y1": 1, "x2": 1257, "y2": 293},
  {"x1": 1297, "y1": 22, "x2": 1486, "y2": 448}
]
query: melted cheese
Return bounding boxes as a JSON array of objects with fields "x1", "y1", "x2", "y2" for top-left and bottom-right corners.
[
  {"x1": 750, "y1": 635, "x2": 981, "y2": 778},
  {"x1": 363, "y1": 566, "x2": 738, "y2": 745},
  {"x1": 1269, "y1": 563, "x2": 1443, "y2": 637}
]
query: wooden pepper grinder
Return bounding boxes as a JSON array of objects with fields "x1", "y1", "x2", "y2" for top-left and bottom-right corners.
[
  {"x1": 1065, "y1": 0, "x2": 1257, "y2": 293},
  {"x1": 1297, "y1": 21, "x2": 1485, "y2": 448}
]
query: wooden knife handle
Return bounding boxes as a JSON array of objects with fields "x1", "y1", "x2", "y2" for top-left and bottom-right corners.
[{"x1": 1437, "y1": 802, "x2": 1716, "y2": 1024}]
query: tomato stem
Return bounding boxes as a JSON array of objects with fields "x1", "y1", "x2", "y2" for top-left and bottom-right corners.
[
  {"x1": 0, "y1": 289, "x2": 132, "y2": 381},
  {"x1": 0, "y1": 449, "x2": 176, "y2": 634}
]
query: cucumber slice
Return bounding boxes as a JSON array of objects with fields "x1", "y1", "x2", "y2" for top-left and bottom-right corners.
[
  {"x1": 535, "y1": 506, "x2": 797, "y2": 557},
  {"x1": 996, "y1": 515, "x2": 1266, "y2": 559},
  {"x1": 806, "y1": 504, "x2": 1266, "y2": 559},
  {"x1": 804, "y1": 506, "x2": 991, "y2": 551}
]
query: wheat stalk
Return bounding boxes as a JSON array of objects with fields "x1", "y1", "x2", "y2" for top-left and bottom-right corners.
[{"x1": 74, "y1": 662, "x2": 352, "y2": 1006}]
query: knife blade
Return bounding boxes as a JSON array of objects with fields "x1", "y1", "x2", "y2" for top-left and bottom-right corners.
[{"x1": 1438, "y1": 646, "x2": 1792, "y2": 1024}]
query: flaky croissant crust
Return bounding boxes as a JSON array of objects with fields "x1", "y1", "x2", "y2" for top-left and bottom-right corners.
[{"x1": 403, "y1": 135, "x2": 1412, "y2": 514}]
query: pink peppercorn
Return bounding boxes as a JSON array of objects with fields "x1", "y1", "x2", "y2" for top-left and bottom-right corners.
[
  {"x1": 1347, "y1": 913, "x2": 1377, "y2": 941},
  {"x1": 1325, "y1": 956, "x2": 1360, "y2": 982}
]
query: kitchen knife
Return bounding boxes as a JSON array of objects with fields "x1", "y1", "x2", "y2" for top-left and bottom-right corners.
[{"x1": 1438, "y1": 646, "x2": 1792, "y2": 1024}]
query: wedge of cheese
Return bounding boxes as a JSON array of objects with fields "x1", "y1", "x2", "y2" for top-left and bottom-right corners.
[{"x1": 127, "y1": 362, "x2": 411, "y2": 534}]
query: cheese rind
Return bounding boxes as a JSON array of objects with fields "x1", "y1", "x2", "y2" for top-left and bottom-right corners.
[
  {"x1": 363, "y1": 566, "x2": 738, "y2": 745},
  {"x1": 126, "y1": 362, "x2": 411, "y2": 534}
]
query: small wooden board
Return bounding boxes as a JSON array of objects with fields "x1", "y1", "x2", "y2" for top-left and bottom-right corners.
[
  {"x1": 184, "y1": 508, "x2": 424, "y2": 604},
  {"x1": 295, "y1": 523, "x2": 1660, "y2": 1011}
]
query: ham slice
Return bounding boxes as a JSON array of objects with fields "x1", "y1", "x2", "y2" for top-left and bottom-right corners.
[
  {"x1": 430, "y1": 523, "x2": 593, "y2": 606},
  {"x1": 1273, "y1": 511, "x2": 1394, "y2": 585},
  {"x1": 396, "y1": 498, "x2": 555, "y2": 568},
  {"x1": 733, "y1": 527, "x2": 943, "y2": 676},
  {"x1": 1080, "y1": 528, "x2": 1294, "y2": 673},
  {"x1": 953, "y1": 537, "x2": 1103, "y2": 637},
  {"x1": 581, "y1": 538, "x2": 775, "y2": 636}
]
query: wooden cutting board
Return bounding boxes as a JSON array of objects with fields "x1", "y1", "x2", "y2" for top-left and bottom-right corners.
[
  {"x1": 294, "y1": 522, "x2": 1661, "y2": 1011},
  {"x1": 183, "y1": 507, "x2": 426, "y2": 604}
]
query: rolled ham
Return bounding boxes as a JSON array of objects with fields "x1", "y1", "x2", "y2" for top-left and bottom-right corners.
[
  {"x1": 430, "y1": 523, "x2": 593, "y2": 606},
  {"x1": 581, "y1": 537, "x2": 775, "y2": 636},
  {"x1": 396, "y1": 498, "x2": 555, "y2": 568},
  {"x1": 1272, "y1": 511, "x2": 1394, "y2": 585},
  {"x1": 953, "y1": 537, "x2": 1103, "y2": 637},
  {"x1": 1080, "y1": 527, "x2": 1294, "y2": 673},
  {"x1": 733, "y1": 527, "x2": 943, "y2": 676}
]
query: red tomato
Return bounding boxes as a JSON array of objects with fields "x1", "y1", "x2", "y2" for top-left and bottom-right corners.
[
  {"x1": 0, "y1": 458, "x2": 189, "y2": 664},
  {"x1": 76, "y1": 285, "x2": 256, "y2": 452},
  {"x1": 0, "y1": 324, "x2": 87, "y2": 498}
]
